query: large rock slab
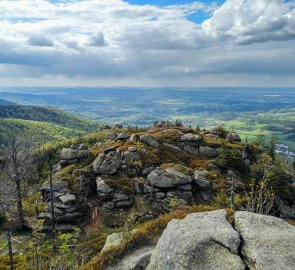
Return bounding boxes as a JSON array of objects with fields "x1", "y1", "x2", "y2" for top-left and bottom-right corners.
[
  {"x1": 147, "y1": 167, "x2": 193, "y2": 188},
  {"x1": 235, "y1": 211, "x2": 295, "y2": 270},
  {"x1": 92, "y1": 152, "x2": 122, "y2": 175},
  {"x1": 147, "y1": 210, "x2": 244, "y2": 270}
]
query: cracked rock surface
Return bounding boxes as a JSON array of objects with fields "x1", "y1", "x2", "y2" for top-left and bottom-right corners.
[
  {"x1": 235, "y1": 211, "x2": 295, "y2": 270},
  {"x1": 145, "y1": 210, "x2": 295, "y2": 270},
  {"x1": 146, "y1": 210, "x2": 245, "y2": 270}
]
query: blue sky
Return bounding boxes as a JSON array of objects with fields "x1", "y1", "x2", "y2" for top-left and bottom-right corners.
[
  {"x1": 124, "y1": 0, "x2": 225, "y2": 23},
  {"x1": 0, "y1": 0, "x2": 294, "y2": 87}
]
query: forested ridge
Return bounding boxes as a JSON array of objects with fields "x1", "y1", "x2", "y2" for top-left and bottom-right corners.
[{"x1": 0, "y1": 105, "x2": 97, "y2": 131}]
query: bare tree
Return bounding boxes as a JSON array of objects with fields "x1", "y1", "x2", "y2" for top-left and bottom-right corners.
[{"x1": 3, "y1": 135, "x2": 36, "y2": 230}]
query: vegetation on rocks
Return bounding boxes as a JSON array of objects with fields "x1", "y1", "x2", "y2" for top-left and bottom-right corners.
[{"x1": 0, "y1": 120, "x2": 294, "y2": 269}]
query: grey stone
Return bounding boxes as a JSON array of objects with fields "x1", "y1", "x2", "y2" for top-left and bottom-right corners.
[
  {"x1": 59, "y1": 145, "x2": 89, "y2": 165},
  {"x1": 199, "y1": 146, "x2": 219, "y2": 158},
  {"x1": 194, "y1": 170, "x2": 211, "y2": 189},
  {"x1": 142, "y1": 166, "x2": 156, "y2": 176},
  {"x1": 54, "y1": 202, "x2": 72, "y2": 209},
  {"x1": 183, "y1": 145, "x2": 199, "y2": 154},
  {"x1": 113, "y1": 192, "x2": 130, "y2": 201},
  {"x1": 154, "y1": 120, "x2": 173, "y2": 128},
  {"x1": 101, "y1": 233, "x2": 123, "y2": 252},
  {"x1": 205, "y1": 134, "x2": 220, "y2": 139},
  {"x1": 227, "y1": 169, "x2": 244, "y2": 189},
  {"x1": 146, "y1": 210, "x2": 244, "y2": 270},
  {"x1": 58, "y1": 194, "x2": 76, "y2": 205},
  {"x1": 56, "y1": 212, "x2": 83, "y2": 222},
  {"x1": 133, "y1": 182, "x2": 152, "y2": 194},
  {"x1": 124, "y1": 151, "x2": 141, "y2": 163},
  {"x1": 116, "y1": 200, "x2": 133, "y2": 208},
  {"x1": 78, "y1": 149, "x2": 90, "y2": 159},
  {"x1": 117, "y1": 132, "x2": 130, "y2": 140},
  {"x1": 60, "y1": 148, "x2": 79, "y2": 160},
  {"x1": 92, "y1": 152, "x2": 122, "y2": 175},
  {"x1": 139, "y1": 135, "x2": 159, "y2": 148},
  {"x1": 105, "y1": 246, "x2": 155, "y2": 270},
  {"x1": 180, "y1": 133, "x2": 203, "y2": 142},
  {"x1": 147, "y1": 167, "x2": 193, "y2": 188},
  {"x1": 235, "y1": 211, "x2": 295, "y2": 270},
  {"x1": 163, "y1": 143, "x2": 182, "y2": 151},
  {"x1": 105, "y1": 132, "x2": 117, "y2": 140},
  {"x1": 96, "y1": 177, "x2": 113, "y2": 194}
]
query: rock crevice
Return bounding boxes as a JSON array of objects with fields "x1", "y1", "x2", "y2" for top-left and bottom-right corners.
[{"x1": 145, "y1": 210, "x2": 295, "y2": 270}]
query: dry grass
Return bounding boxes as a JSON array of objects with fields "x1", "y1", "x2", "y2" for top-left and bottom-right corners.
[
  {"x1": 287, "y1": 219, "x2": 295, "y2": 227},
  {"x1": 80, "y1": 205, "x2": 218, "y2": 270}
]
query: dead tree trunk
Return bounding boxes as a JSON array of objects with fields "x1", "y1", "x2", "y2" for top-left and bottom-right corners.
[
  {"x1": 7, "y1": 231, "x2": 15, "y2": 270},
  {"x1": 15, "y1": 181, "x2": 24, "y2": 230}
]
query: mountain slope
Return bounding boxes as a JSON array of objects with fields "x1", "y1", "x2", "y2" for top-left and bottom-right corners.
[
  {"x1": 0, "y1": 105, "x2": 99, "y2": 145},
  {"x1": 0, "y1": 105, "x2": 97, "y2": 131},
  {"x1": 0, "y1": 118, "x2": 88, "y2": 144}
]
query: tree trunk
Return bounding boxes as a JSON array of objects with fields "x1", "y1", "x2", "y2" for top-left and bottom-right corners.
[
  {"x1": 7, "y1": 231, "x2": 15, "y2": 270},
  {"x1": 15, "y1": 180, "x2": 24, "y2": 230}
]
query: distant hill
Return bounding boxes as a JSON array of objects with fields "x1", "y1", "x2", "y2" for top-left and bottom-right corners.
[
  {"x1": 0, "y1": 99, "x2": 15, "y2": 105},
  {"x1": 0, "y1": 105, "x2": 97, "y2": 131},
  {"x1": 0, "y1": 105, "x2": 99, "y2": 145},
  {"x1": 0, "y1": 118, "x2": 88, "y2": 145}
]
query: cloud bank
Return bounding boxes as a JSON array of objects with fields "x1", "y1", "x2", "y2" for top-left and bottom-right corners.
[{"x1": 0, "y1": 0, "x2": 294, "y2": 87}]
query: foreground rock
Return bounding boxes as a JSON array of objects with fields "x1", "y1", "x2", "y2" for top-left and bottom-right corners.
[
  {"x1": 147, "y1": 210, "x2": 244, "y2": 270},
  {"x1": 235, "y1": 211, "x2": 295, "y2": 270}
]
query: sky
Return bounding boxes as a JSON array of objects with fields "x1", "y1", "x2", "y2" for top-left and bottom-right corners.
[{"x1": 0, "y1": 0, "x2": 294, "y2": 87}]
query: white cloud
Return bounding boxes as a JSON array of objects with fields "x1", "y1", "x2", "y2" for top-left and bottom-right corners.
[
  {"x1": 202, "y1": 0, "x2": 295, "y2": 44},
  {"x1": 0, "y1": 0, "x2": 294, "y2": 87}
]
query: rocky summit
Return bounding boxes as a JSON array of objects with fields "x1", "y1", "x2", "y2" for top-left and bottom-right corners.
[{"x1": 7, "y1": 120, "x2": 293, "y2": 270}]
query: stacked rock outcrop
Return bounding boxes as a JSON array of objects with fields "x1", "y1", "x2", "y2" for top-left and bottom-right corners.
[{"x1": 39, "y1": 181, "x2": 83, "y2": 231}]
